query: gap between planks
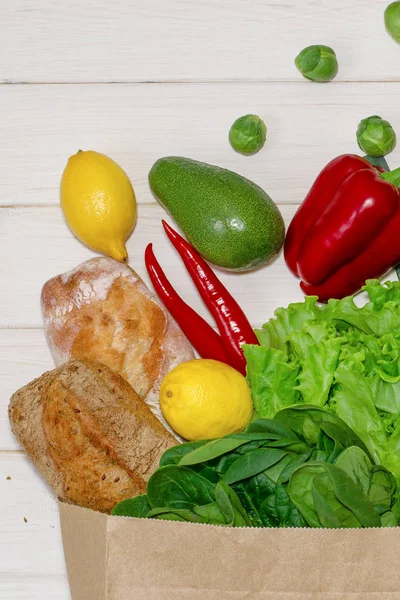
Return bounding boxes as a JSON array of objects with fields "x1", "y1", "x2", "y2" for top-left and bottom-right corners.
[{"x1": 1, "y1": 79, "x2": 399, "y2": 86}]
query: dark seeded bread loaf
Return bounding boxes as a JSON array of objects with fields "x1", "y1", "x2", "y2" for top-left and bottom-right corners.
[{"x1": 8, "y1": 359, "x2": 176, "y2": 513}]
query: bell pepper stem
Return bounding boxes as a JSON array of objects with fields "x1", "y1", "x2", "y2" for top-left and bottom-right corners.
[
  {"x1": 381, "y1": 167, "x2": 400, "y2": 188},
  {"x1": 364, "y1": 155, "x2": 390, "y2": 171}
]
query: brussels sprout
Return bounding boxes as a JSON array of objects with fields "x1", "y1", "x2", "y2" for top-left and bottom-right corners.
[
  {"x1": 229, "y1": 114, "x2": 267, "y2": 156},
  {"x1": 357, "y1": 115, "x2": 396, "y2": 158},
  {"x1": 295, "y1": 45, "x2": 338, "y2": 83},
  {"x1": 385, "y1": 2, "x2": 400, "y2": 44}
]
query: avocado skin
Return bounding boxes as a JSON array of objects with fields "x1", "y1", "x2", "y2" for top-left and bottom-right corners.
[{"x1": 149, "y1": 157, "x2": 285, "y2": 271}]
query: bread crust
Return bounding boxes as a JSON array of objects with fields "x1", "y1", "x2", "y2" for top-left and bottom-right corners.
[
  {"x1": 9, "y1": 360, "x2": 176, "y2": 513},
  {"x1": 41, "y1": 257, "x2": 195, "y2": 429}
]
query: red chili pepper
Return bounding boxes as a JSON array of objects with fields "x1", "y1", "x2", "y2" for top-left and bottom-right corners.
[
  {"x1": 284, "y1": 154, "x2": 400, "y2": 300},
  {"x1": 145, "y1": 243, "x2": 231, "y2": 364},
  {"x1": 162, "y1": 221, "x2": 259, "y2": 374}
]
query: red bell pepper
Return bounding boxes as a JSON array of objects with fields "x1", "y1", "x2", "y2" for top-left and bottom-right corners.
[{"x1": 284, "y1": 154, "x2": 400, "y2": 301}]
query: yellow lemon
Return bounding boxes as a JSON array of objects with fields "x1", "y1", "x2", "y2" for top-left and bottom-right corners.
[
  {"x1": 160, "y1": 359, "x2": 253, "y2": 441},
  {"x1": 61, "y1": 150, "x2": 137, "y2": 262}
]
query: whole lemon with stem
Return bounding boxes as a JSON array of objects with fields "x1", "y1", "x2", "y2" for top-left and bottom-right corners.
[
  {"x1": 160, "y1": 359, "x2": 253, "y2": 441},
  {"x1": 61, "y1": 150, "x2": 137, "y2": 262}
]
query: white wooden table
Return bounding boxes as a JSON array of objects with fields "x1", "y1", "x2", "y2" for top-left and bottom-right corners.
[{"x1": 2, "y1": 1, "x2": 400, "y2": 597}]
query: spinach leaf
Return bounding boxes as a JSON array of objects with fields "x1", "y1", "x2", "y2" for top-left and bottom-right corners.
[
  {"x1": 323, "y1": 463, "x2": 381, "y2": 527},
  {"x1": 223, "y1": 448, "x2": 286, "y2": 485},
  {"x1": 237, "y1": 471, "x2": 276, "y2": 509},
  {"x1": 266, "y1": 440, "x2": 311, "y2": 454},
  {"x1": 234, "y1": 440, "x2": 268, "y2": 454},
  {"x1": 311, "y1": 474, "x2": 357, "y2": 528},
  {"x1": 196, "y1": 466, "x2": 221, "y2": 483},
  {"x1": 334, "y1": 446, "x2": 372, "y2": 495},
  {"x1": 147, "y1": 466, "x2": 215, "y2": 510},
  {"x1": 381, "y1": 511, "x2": 398, "y2": 527},
  {"x1": 147, "y1": 507, "x2": 205, "y2": 523},
  {"x1": 335, "y1": 447, "x2": 399, "y2": 523},
  {"x1": 193, "y1": 502, "x2": 227, "y2": 525},
  {"x1": 246, "y1": 419, "x2": 299, "y2": 440},
  {"x1": 275, "y1": 405, "x2": 373, "y2": 461},
  {"x1": 319, "y1": 422, "x2": 364, "y2": 462},
  {"x1": 272, "y1": 450, "x2": 312, "y2": 484},
  {"x1": 114, "y1": 404, "x2": 400, "y2": 529},
  {"x1": 259, "y1": 483, "x2": 306, "y2": 528},
  {"x1": 287, "y1": 463, "x2": 326, "y2": 527},
  {"x1": 160, "y1": 440, "x2": 211, "y2": 466},
  {"x1": 228, "y1": 432, "x2": 291, "y2": 441},
  {"x1": 215, "y1": 482, "x2": 252, "y2": 527},
  {"x1": 232, "y1": 482, "x2": 264, "y2": 527},
  {"x1": 368, "y1": 466, "x2": 398, "y2": 516},
  {"x1": 111, "y1": 495, "x2": 151, "y2": 518},
  {"x1": 288, "y1": 462, "x2": 381, "y2": 528},
  {"x1": 180, "y1": 438, "x2": 251, "y2": 466},
  {"x1": 215, "y1": 452, "x2": 243, "y2": 476}
]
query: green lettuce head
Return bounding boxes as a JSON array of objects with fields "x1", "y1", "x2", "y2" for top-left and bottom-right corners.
[
  {"x1": 229, "y1": 114, "x2": 267, "y2": 156},
  {"x1": 295, "y1": 45, "x2": 338, "y2": 83},
  {"x1": 357, "y1": 115, "x2": 396, "y2": 157}
]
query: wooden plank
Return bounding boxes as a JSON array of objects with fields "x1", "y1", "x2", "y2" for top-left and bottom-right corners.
[
  {"x1": 0, "y1": 330, "x2": 54, "y2": 450},
  {"x1": 0, "y1": 577, "x2": 69, "y2": 600},
  {"x1": 0, "y1": 454, "x2": 69, "y2": 597},
  {"x1": 0, "y1": 204, "x2": 304, "y2": 328},
  {"x1": 3, "y1": 2, "x2": 400, "y2": 596},
  {"x1": 2, "y1": 81, "x2": 400, "y2": 206},
  {"x1": 1, "y1": 1, "x2": 398, "y2": 83}
]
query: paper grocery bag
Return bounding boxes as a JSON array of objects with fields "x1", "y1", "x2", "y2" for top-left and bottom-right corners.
[{"x1": 59, "y1": 501, "x2": 400, "y2": 600}]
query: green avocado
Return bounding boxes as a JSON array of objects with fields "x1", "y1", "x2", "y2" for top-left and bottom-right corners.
[{"x1": 148, "y1": 157, "x2": 285, "y2": 271}]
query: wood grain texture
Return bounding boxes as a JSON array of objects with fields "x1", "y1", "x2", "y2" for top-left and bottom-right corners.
[
  {"x1": 0, "y1": 330, "x2": 53, "y2": 450},
  {"x1": 2, "y1": 0, "x2": 400, "y2": 596},
  {"x1": 0, "y1": 454, "x2": 69, "y2": 598},
  {"x1": 1, "y1": 0, "x2": 399, "y2": 83},
  {"x1": 2, "y1": 81, "x2": 400, "y2": 206},
  {"x1": 0, "y1": 577, "x2": 69, "y2": 600}
]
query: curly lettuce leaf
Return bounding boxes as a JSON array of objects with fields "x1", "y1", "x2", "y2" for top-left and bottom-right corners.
[
  {"x1": 255, "y1": 296, "x2": 326, "y2": 350},
  {"x1": 247, "y1": 280, "x2": 400, "y2": 486},
  {"x1": 288, "y1": 325, "x2": 341, "y2": 407},
  {"x1": 364, "y1": 279, "x2": 400, "y2": 310},
  {"x1": 329, "y1": 287, "x2": 400, "y2": 337},
  {"x1": 383, "y1": 417, "x2": 400, "y2": 479},
  {"x1": 329, "y1": 361, "x2": 387, "y2": 464},
  {"x1": 244, "y1": 345, "x2": 300, "y2": 419}
]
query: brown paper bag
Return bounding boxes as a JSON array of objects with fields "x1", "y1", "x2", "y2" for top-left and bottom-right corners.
[{"x1": 59, "y1": 501, "x2": 400, "y2": 600}]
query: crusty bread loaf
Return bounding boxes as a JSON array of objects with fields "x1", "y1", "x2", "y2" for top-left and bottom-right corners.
[
  {"x1": 41, "y1": 257, "x2": 194, "y2": 431},
  {"x1": 9, "y1": 359, "x2": 176, "y2": 513}
]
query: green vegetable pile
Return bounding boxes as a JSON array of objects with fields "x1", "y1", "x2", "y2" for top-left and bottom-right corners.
[
  {"x1": 112, "y1": 405, "x2": 400, "y2": 528},
  {"x1": 245, "y1": 279, "x2": 400, "y2": 483}
]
